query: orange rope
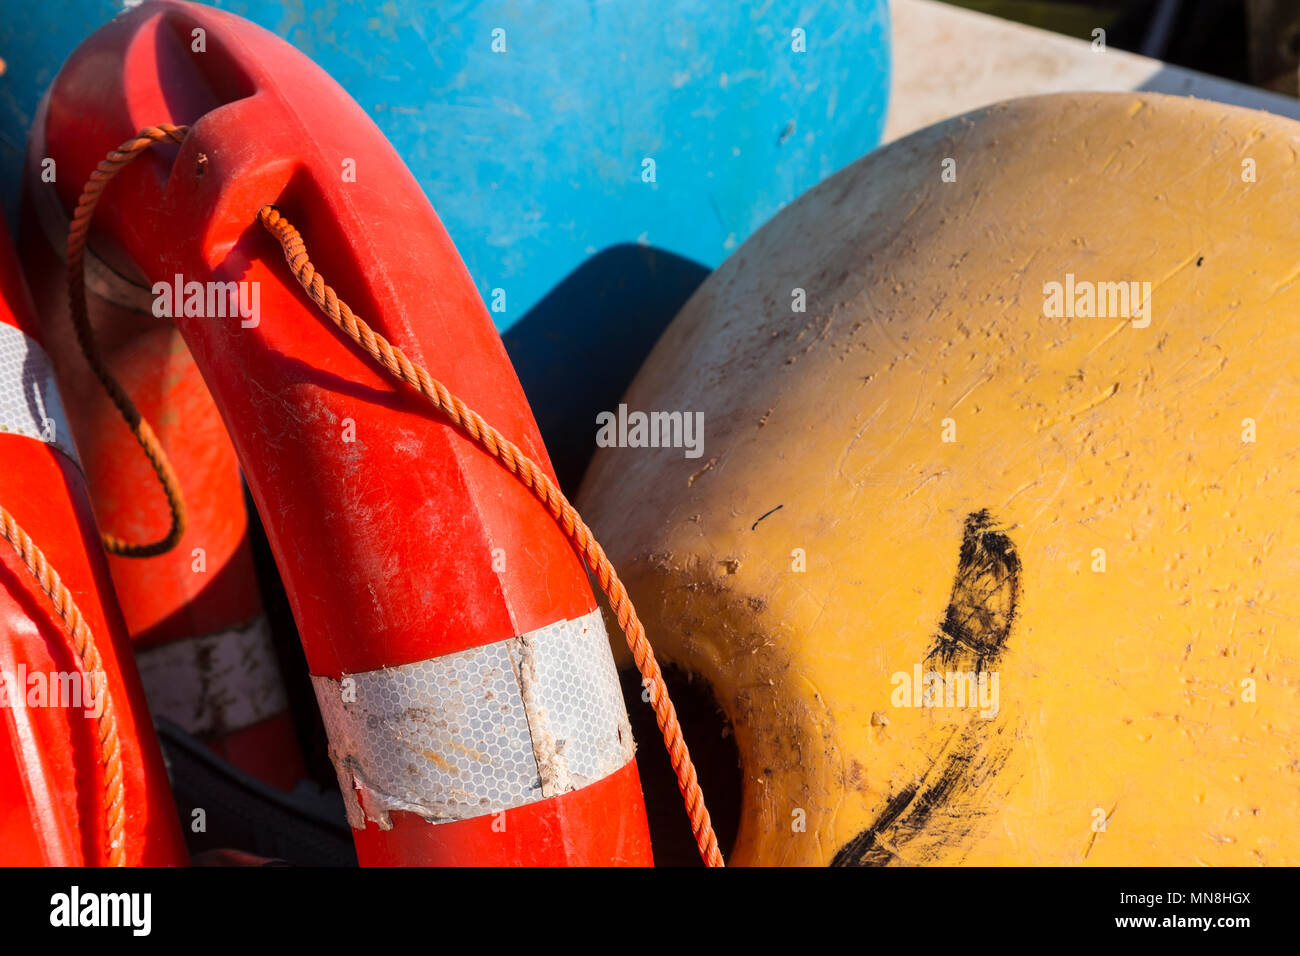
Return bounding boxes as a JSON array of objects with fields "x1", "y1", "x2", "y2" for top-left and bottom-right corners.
[
  {"x1": 0, "y1": 505, "x2": 126, "y2": 866},
  {"x1": 257, "y1": 205, "x2": 724, "y2": 867},
  {"x1": 65, "y1": 125, "x2": 188, "y2": 558}
]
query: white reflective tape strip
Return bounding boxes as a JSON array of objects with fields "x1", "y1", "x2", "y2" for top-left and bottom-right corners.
[
  {"x1": 134, "y1": 615, "x2": 289, "y2": 737},
  {"x1": 312, "y1": 608, "x2": 636, "y2": 829},
  {"x1": 0, "y1": 323, "x2": 80, "y2": 466}
]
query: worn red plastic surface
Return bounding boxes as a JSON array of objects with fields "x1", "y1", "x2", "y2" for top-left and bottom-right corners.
[
  {"x1": 0, "y1": 224, "x2": 187, "y2": 866},
  {"x1": 18, "y1": 226, "x2": 306, "y2": 790},
  {"x1": 37, "y1": 0, "x2": 651, "y2": 864},
  {"x1": 21, "y1": 88, "x2": 306, "y2": 793},
  {"x1": 15, "y1": 249, "x2": 261, "y2": 652}
]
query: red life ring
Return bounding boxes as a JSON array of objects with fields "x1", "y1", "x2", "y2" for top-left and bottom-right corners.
[
  {"x1": 31, "y1": 0, "x2": 652, "y2": 865},
  {"x1": 21, "y1": 92, "x2": 308, "y2": 792},
  {"x1": 0, "y1": 221, "x2": 188, "y2": 866}
]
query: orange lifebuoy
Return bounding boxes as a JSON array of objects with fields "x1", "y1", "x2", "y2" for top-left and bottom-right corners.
[{"x1": 0, "y1": 220, "x2": 187, "y2": 866}]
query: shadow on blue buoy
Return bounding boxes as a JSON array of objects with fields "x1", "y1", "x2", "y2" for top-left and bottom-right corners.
[{"x1": 503, "y1": 244, "x2": 709, "y2": 495}]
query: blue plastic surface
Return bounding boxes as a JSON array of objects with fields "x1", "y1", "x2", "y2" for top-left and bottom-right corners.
[
  {"x1": 0, "y1": 0, "x2": 890, "y2": 330},
  {"x1": 1, "y1": 0, "x2": 889, "y2": 489}
]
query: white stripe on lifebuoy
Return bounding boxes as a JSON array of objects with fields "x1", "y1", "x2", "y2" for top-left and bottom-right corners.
[
  {"x1": 0, "y1": 323, "x2": 80, "y2": 466},
  {"x1": 311, "y1": 608, "x2": 635, "y2": 830},
  {"x1": 134, "y1": 614, "x2": 289, "y2": 736}
]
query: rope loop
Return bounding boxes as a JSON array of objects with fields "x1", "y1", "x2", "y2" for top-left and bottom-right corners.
[{"x1": 65, "y1": 125, "x2": 189, "y2": 557}]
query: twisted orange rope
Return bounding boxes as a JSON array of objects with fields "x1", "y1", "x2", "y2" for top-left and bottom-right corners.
[
  {"x1": 0, "y1": 505, "x2": 126, "y2": 866},
  {"x1": 257, "y1": 205, "x2": 724, "y2": 867},
  {"x1": 65, "y1": 125, "x2": 188, "y2": 557}
]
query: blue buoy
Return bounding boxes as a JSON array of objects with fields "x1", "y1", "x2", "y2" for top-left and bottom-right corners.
[
  {"x1": 2, "y1": 1, "x2": 889, "y2": 324},
  {"x1": 1, "y1": 0, "x2": 889, "y2": 487}
]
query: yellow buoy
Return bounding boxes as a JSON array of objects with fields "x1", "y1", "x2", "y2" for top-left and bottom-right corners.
[{"x1": 579, "y1": 93, "x2": 1300, "y2": 866}]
